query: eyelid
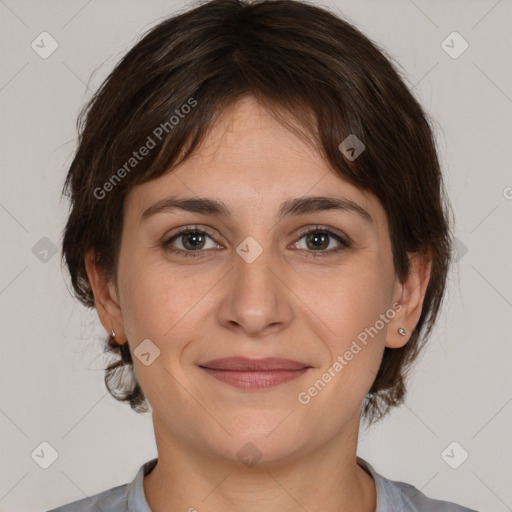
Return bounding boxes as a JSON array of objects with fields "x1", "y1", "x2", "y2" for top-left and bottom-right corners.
[
  {"x1": 163, "y1": 224, "x2": 221, "y2": 243},
  {"x1": 293, "y1": 224, "x2": 351, "y2": 245}
]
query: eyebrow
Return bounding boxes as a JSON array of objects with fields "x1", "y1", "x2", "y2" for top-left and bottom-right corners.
[{"x1": 141, "y1": 195, "x2": 373, "y2": 224}]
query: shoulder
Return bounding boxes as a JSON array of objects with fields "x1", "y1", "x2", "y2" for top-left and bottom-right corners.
[
  {"x1": 389, "y1": 479, "x2": 478, "y2": 511},
  {"x1": 357, "y1": 457, "x2": 479, "y2": 512},
  {"x1": 46, "y1": 458, "x2": 156, "y2": 512},
  {"x1": 45, "y1": 482, "x2": 130, "y2": 512}
]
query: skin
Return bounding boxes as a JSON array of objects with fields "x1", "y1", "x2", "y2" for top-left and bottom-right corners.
[{"x1": 86, "y1": 96, "x2": 431, "y2": 512}]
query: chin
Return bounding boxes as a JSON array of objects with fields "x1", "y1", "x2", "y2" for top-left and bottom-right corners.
[
  {"x1": 199, "y1": 414, "x2": 312, "y2": 467},
  {"x1": 209, "y1": 434, "x2": 305, "y2": 469}
]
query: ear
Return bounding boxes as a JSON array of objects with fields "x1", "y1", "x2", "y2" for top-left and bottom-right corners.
[
  {"x1": 84, "y1": 249, "x2": 126, "y2": 343},
  {"x1": 386, "y1": 250, "x2": 432, "y2": 349}
]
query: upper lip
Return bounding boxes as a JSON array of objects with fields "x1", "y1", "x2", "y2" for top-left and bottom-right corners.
[{"x1": 199, "y1": 357, "x2": 310, "y2": 371}]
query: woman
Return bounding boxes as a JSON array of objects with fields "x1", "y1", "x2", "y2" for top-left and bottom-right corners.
[{"x1": 51, "y1": 0, "x2": 477, "y2": 510}]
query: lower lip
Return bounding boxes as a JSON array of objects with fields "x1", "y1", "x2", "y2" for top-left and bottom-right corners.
[{"x1": 200, "y1": 368, "x2": 309, "y2": 389}]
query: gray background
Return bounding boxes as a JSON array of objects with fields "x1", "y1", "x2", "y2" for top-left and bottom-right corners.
[{"x1": 1, "y1": 0, "x2": 511, "y2": 510}]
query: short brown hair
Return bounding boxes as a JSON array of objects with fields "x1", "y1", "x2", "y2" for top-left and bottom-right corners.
[{"x1": 61, "y1": 0, "x2": 454, "y2": 423}]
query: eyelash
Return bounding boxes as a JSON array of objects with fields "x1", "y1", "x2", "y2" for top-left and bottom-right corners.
[{"x1": 162, "y1": 225, "x2": 351, "y2": 259}]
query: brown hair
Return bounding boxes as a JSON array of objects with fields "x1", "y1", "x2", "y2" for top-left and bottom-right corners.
[{"x1": 61, "y1": 0, "x2": 453, "y2": 423}]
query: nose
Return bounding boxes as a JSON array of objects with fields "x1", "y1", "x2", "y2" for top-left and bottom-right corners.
[{"x1": 216, "y1": 241, "x2": 294, "y2": 337}]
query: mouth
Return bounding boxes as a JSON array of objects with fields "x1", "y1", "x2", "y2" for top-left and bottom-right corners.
[{"x1": 198, "y1": 357, "x2": 312, "y2": 390}]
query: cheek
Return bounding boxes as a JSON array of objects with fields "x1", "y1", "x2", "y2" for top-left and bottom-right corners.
[
  {"x1": 308, "y1": 259, "x2": 392, "y2": 340},
  {"x1": 118, "y1": 256, "x2": 215, "y2": 344},
  {"x1": 305, "y1": 258, "x2": 393, "y2": 388}
]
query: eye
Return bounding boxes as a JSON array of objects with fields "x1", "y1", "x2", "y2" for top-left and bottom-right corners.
[
  {"x1": 162, "y1": 226, "x2": 220, "y2": 258},
  {"x1": 292, "y1": 226, "x2": 350, "y2": 257}
]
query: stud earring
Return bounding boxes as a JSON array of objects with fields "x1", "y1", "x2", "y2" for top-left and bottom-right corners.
[
  {"x1": 111, "y1": 328, "x2": 116, "y2": 339},
  {"x1": 398, "y1": 328, "x2": 406, "y2": 336}
]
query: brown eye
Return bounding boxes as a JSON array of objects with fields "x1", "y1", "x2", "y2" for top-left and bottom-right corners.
[
  {"x1": 304, "y1": 232, "x2": 330, "y2": 250},
  {"x1": 293, "y1": 227, "x2": 350, "y2": 257},
  {"x1": 180, "y1": 231, "x2": 207, "y2": 250},
  {"x1": 163, "y1": 227, "x2": 219, "y2": 257}
]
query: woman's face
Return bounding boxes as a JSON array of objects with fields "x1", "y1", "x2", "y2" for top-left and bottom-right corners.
[{"x1": 92, "y1": 96, "x2": 426, "y2": 465}]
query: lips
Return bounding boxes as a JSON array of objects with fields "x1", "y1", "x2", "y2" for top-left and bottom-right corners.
[
  {"x1": 200, "y1": 357, "x2": 309, "y2": 371},
  {"x1": 198, "y1": 357, "x2": 311, "y2": 390}
]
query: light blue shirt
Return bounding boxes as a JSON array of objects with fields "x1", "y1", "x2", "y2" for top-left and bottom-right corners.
[{"x1": 47, "y1": 457, "x2": 478, "y2": 511}]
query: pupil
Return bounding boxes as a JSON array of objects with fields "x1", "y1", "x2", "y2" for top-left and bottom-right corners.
[
  {"x1": 184, "y1": 232, "x2": 204, "y2": 250},
  {"x1": 308, "y1": 232, "x2": 328, "y2": 250}
]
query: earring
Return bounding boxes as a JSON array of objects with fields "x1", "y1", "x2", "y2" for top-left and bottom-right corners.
[
  {"x1": 398, "y1": 327, "x2": 406, "y2": 336},
  {"x1": 108, "y1": 328, "x2": 118, "y2": 349},
  {"x1": 107, "y1": 328, "x2": 132, "y2": 364}
]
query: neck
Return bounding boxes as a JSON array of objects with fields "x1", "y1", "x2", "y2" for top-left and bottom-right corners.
[{"x1": 143, "y1": 414, "x2": 376, "y2": 512}]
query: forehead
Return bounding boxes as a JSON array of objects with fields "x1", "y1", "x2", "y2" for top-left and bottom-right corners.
[{"x1": 124, "y1": 97, "x2": 387, "y2": 232}]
